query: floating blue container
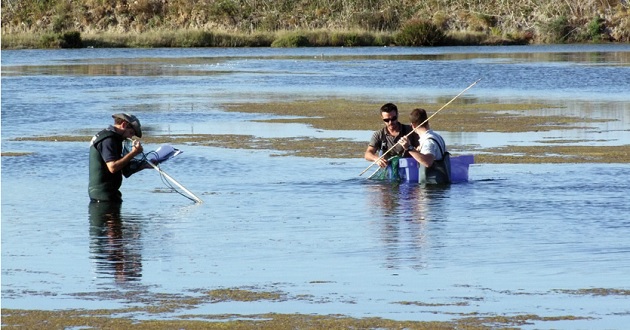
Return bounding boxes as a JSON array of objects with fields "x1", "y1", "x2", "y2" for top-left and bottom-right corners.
[
  {"x1": 398, "y1": 158, "x2": 420, "y2": 182},
  {"x1": 398, "y1": 155, "x2": 474, "y2": 183},
  {"x1": 450, "y1": 154, "x2": 474, "y2": 183}
]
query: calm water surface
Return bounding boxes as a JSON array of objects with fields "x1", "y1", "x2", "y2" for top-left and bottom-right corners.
[{"x1": 2, "y1": 45, "x2": 630, "y2": 329}]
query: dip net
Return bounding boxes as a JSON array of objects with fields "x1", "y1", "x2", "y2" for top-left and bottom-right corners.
[{"x1": 369, "y1": 156, "x2": 401, "y2": 181}]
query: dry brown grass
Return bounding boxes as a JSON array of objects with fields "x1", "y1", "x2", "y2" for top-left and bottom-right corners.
[{"x1": 2, "y1": 0, "x2": 629, "y2": 48}]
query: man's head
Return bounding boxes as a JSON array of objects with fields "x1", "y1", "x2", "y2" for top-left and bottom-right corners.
[
  {"x1": 380, "y1": 103, "x2": 399, "y2": 128},
  {"x1": 409, "y1": 108, "x2": 429, "y2": 129},
  {"x1": 112, "y1": 113, "x2": 142, "y2": 138}
]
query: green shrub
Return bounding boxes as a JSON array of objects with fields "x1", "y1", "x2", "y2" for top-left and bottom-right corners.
[
  {"x1": 372, "y1": 33, "x2": 394, "y2": 46},
  {"x1": 271, "y1": 33, "x2": 310, "y2": 47},
  {"x1": 586, "y1": 15, "x2": 606, "y2": 41},
  {"x1": 39, "y1": 34, "x2": 59, "y2": 48},
  {"x1": 330, "y1": 32, "x2": 372, "y2": 46},
  {"x1": 394, "y1": 19, "x2": 445, "y2": 46},
  {"x1": 245, "y1": 32, "x2": 275, "y2": 47},
  {"x1": 307, "y1": 30, "x2": 331, "y2": 46},
  {"x1": 179, "y1": 30, "x2": 214, "y2": 47},
  {"x1": 38, "y1": 31, "x2": 82, "y2": 48},
  {"x1": 60, "y1": 31, "x2": 82, "y2": 48}
]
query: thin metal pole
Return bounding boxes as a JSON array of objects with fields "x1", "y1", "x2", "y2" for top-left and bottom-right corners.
[
  {"x1": 147, "y1": 161, "x2": 204, "y2": 204},
  {"x1": 126, "y1": 138, "x2": 203, "y2": 203},
  {"x1": 359, "y1": 79, "x2": 481, "y2": 176}
]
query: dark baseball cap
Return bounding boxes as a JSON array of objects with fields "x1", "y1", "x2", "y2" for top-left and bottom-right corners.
[{"x1": 112, "y1": 113, "x2": 142, "y2": 138}]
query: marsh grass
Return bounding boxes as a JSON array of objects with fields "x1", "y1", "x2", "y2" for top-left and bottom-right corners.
[
  {"x1": 0, "y1": 152, "x2": 33, "y2": 157},
  {"x1": 3, "y1": 0, "x2": 628, "y2": 48},
  {"x1": 80, "y1": 30, "x2": 275, "y2": 48},
  {"x1": 475, "y1": 145, "x2": 630, "y2": 164}
]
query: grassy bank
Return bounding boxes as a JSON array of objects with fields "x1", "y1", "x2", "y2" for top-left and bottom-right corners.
[
  {"x1": 1, "y1": 27, "x2": 526, "y2": 49},
  {"x1": 2, "y1": 0, "x2": 629, "y2": 49}
]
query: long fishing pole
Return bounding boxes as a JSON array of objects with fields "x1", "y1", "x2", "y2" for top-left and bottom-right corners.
[{"x1": 359, "y1": 78, "x2": 481, "y2": 176}]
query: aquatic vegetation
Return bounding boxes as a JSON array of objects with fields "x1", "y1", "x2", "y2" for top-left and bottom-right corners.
[
  {"x1": 205, "y1": 288, "x2": 286, "y2": 302},
  {"x1": 0, "y1": 152, "x2": 32, "y2": 157},
  {"x1": 220, "y1": 99, "x2": 603, "y2": 133},
  {"x1": 1, "y1": 285, "x2": 595, "y2": 329},
  {"x1": 10, "y1": 95, "x2": 628, "y2": 164},
  {"x1": 395, "y1": 300, "x2": 470, "y2": 307},
  {"x1": 554, "y1": 288, "x2": 630, "y2": 296},
  {"x1": 475, "y1": 145, "x2": 630, "y2": 163}
]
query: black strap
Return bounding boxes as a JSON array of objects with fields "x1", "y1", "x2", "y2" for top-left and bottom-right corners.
[
  {"x1": 427, "y1": 136, "x2": 446, "y2": 159},
  {"x1": 92, "y1": 129, "x2": 118, "y2": 147}
]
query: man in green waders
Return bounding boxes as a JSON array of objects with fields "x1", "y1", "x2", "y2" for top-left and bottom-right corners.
[{"x1": 89, "y1": 113, "x2": 146, "y2": 203}]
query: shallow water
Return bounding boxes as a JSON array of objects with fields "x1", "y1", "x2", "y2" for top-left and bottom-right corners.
[{"x1": 2, "y1": 45, "x2": 630, "y2": 329}]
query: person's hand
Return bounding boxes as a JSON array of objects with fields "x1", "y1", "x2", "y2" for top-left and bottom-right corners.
[
  {"x1": 399, "y1": 136, "x2": 410, "y2": 149},
  {"x1": 376, "y1": 157, "x2": 388, "y2": 168},
  {"x1": 131, "y1": 140, "x2": 143, "y2": 155}
]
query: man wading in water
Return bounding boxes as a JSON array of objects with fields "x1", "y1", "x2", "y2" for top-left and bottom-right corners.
[
  {"x1": 88, "y1": 113, "x2": 147, "y2": 203},
  {"x1": 364, "y1": 103, "x2": 419, "y2": 168},
  {"x1": 401, "y1": 108, "x2": 451, "y2": 184}
]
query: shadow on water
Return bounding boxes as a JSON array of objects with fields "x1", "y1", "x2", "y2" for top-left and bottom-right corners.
[{"x1": 88, "y1": 202, "x2": 143, "y2": 284}]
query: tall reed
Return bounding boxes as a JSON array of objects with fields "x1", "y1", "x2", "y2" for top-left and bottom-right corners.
[{"x1": 2, "y1": 0, "x2": 628, "y2": 48}]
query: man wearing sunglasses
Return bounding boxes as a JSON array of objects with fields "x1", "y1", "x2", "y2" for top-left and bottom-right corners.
[
  {"x1": 89, "y1": 113, "x2": 146, "y2": 203},
  {"x1": 364, "y1": 103, "x2": 419, "y2": 168}
]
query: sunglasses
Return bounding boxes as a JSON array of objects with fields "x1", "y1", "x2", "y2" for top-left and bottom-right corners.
[{"x1": 382, "y1": 115, "x2": 397, "y2": 123}]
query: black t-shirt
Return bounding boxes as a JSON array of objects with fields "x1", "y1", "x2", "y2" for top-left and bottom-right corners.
[{"x1": 369, "y1": 123, "x2": 419, "y2": 158}]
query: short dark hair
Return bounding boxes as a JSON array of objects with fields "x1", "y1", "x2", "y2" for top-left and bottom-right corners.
[
  {"x1": 380, "y1": 103, "x2": 398, "y2": 115},
  {"x1": 409, "y1": 108, "x2": 429, "y2": 127}
]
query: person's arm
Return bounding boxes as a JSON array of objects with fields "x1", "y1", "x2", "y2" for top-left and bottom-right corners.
[
  {"x1": 105, "y1": 141, "x2": 144, "y2": 174},
  {"x1": 365, "y1": 145, "x2": 388, "y2": 168},
  {"x1": 401, "y1": 136, "x2": 434, "y2": 167},
  {"x1": 408, "y1": 149, "x2": 435, "y2": 168}
]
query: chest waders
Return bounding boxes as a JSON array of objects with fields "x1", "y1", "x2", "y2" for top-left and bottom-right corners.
[
  {"x1": 424, "y1": 137, "x2": 451, "y2": 184},
  {"x1": 88, "y1": 130, "x2": 124, "y2": 202}
]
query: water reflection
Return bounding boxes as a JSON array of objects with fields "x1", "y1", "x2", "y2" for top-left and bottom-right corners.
[
  {"x1": 1, "y1": 63, "x2": 231, "y2": 77},
  {"x1": 367, "y1": 182, "x2": 449, "y2": 220},
  {"x1": 88, "y1": 202, "x2": 143, "y2": 284},
  {"x1": 366, "y1": 182, "x2": 450, "y2": 270}
]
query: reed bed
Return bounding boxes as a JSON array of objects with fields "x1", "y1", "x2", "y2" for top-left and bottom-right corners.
[{"x1": 2, "y1": 0, "x2": 628, "y2": 48}]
